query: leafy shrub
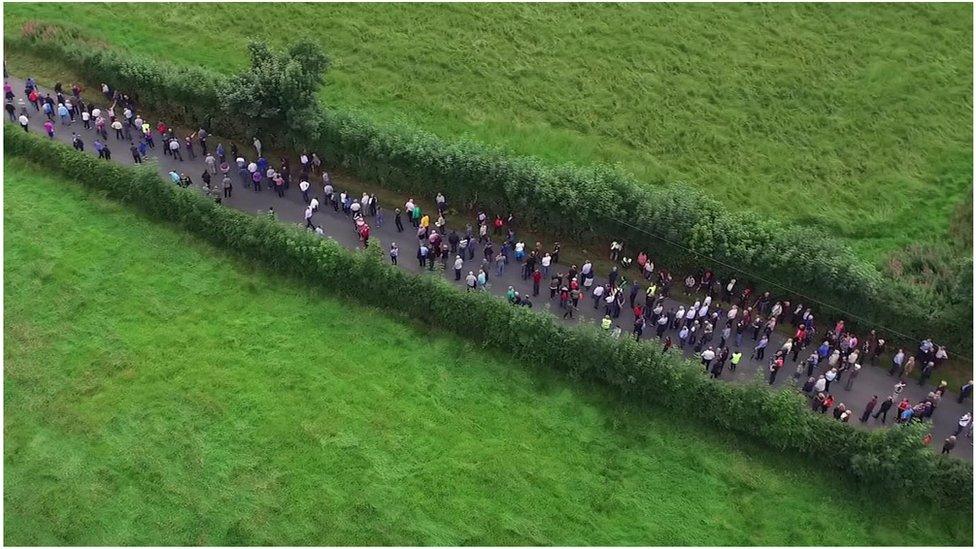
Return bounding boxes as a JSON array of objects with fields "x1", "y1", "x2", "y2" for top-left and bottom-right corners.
[{"x1": 5, "y1": 124, "x2": 969, "y2": 504}]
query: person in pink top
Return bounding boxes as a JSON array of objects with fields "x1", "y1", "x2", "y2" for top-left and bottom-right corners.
[{"x1": 43, "y1": 119, "x2": 55, "y2": 138}]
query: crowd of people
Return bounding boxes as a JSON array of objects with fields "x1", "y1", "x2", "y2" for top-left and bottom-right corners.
[{"x1": 8, "y1": 74, "x2": 972, "y2": 455}]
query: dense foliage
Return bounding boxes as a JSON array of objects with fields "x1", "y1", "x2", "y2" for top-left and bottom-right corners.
[
  {"x1": 221, "y1": 39, "x2": 331, "y2": 147},
  {"x1": 6, "y1": 124, "x2": 970, "y2": 505}
]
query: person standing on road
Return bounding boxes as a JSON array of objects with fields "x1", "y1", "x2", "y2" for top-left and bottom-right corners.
[
  {"x1": 454, "y1": 255, "x2": 464, "y2": 281},
  {"x1": 389, "y1": 243, "x2": 399, "y2": 265},
  {"x1": 860, "y1": 395, "x2": 877, "y2": 422},
  {"x1": 954, "y1": 413, "x2": 972, "y2": 436},
  {"x1": 942, "y1": 436, "x2": 957, "y2": 454},
  {"x1": 701, "y1": 347, "x2": 716, "y2": 371},
  {"x1": 844, "y1": 364, "x2": 861, "y2": 391},
  {"x1": 768, "y1": 356, "x2": 783, "y2": 385},
  {"x1": 71, "y1": 133, "x2": 84, "y2": 151},
  {"x1": 872, "y1": 396, "x2": 893, "y2": 423},
  {"x1": 222, "y1": 174, "x2": 232, "y2": 198},
  {"x1": 169, "y1": 136, "x2": 183, "y2": 160},
  {"x1": 18, "y1": 112, "x2": 29, "y2": 132},
  {"x1": 958, "y1": 380, "x2": 973, "y2": 403},
  {"x1": 752, "y1": 335, "x2": 768, "y2": 361},
  {"x1": 129, "y1": 142, "x2": 142, "y2": 163}
]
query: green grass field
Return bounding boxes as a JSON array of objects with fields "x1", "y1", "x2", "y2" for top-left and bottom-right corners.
[
  {"x1": 4, "y1": 158, "x2": 971, "y2": 545},
  {"x1": 4, "y1": 3, "x2": 972, "y2": 262}
]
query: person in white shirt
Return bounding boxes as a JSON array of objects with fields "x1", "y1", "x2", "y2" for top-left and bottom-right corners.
[
  {"x1": 18, "y1": 113, "x2": 29, "y2": 131},
  {"x1": 91, "y1": 107, "x2": 101, "y2": 119},
  {"x1": 452, "y1": 255, "x2": 464, "y2": 280},
  {"x1": 309, "y1": 198, "x2": 319, "y2": 212},
  {"x1": 299, "y1": 180, "x2": 310, "y2": 203},
  {"x1": 592, "y1": 284, "x2": 605, "y2": 308},
  {"x1": 541, "y1": 253, "x2": 552, "y2": 276},
  {"x1": 824, "y1": 368, "x2": 838, "y2": 390},
  {"x1": 955, "y1": 413, "x2": 972, "y2": 436},
  {"x1": 701, "y1": 347, "x2": 716, "y2": 369},
  {"x1": 304, "y1": 206, "x2": 314, "y2": 229},
  {"x1": 168, "y1": 137, "x2": 182, "y2": 160},
  {"x1": 405, "y1": 199, "x2": 415, "y2": 215},
  {"x1": 813, "y1": 376, "x2": 827, "y2": 393}
]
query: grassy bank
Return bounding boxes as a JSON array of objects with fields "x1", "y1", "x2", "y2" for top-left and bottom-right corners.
[
  {"x1": 4, "y1": 159, "x2": 970, "y2": 545},
  {"x1": 4, "y1": 3, "x2": 972, "y2": 262}
]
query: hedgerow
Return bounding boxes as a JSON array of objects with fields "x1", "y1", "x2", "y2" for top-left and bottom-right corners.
[
  {"x1": 9, "y1": 30, "x2": 968, "y2": 358},
  {"x1": 5, "y1": 124, "x2": 969, "y2": 504}
]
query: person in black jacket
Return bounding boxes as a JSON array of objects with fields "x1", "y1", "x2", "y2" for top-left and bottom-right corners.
[
  {"x1": 873, "y1": 396, "x2": 893, "y2": 423},
  {"x1": 958, "y1": 380, "x2": 973, "y2": 403}
]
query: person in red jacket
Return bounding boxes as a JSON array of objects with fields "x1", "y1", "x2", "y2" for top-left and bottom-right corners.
[
  {"x1": 531, "y1": 269, "x2": 542, "y2": 297},
  {"x1": 493, "y1": 215, "x2": 504, "y2": 235}
]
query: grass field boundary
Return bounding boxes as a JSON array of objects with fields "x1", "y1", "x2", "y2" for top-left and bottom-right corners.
[
  {"x1": 5, "y1": 124, "x2": 970, "y2": 504},
  {"x1": 6, "y1": 30, "x2": 971, "y2": 359}
]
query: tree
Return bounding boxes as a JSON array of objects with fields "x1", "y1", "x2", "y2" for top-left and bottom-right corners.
[{"x1": 220, "y1": 38, "x2": 331, "y2": 148}]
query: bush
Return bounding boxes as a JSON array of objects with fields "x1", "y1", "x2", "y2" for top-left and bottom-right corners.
[
  {"x1": 6, "y1": 30, "x2": 968, "y2": 357},
  {"x1": 5, "y1": 124, "x2": 969, "y2": 504}
]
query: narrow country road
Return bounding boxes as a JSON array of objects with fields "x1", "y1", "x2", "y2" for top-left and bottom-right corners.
[{"x1": 5, "y1": 73, "x2": 972, "y2": 460}]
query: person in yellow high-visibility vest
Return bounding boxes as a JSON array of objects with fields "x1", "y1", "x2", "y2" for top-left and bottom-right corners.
[
  {"x1": 646, "y1": 283, "x2": 657, "y2": 299},
  {"x1": 601, "y1": 315, "x2": 612, "y2": 331},
  {"x1": 730, "y1": 351, "x2": 743, "y2": 372}
]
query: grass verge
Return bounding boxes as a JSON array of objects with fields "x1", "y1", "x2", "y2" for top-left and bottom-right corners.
[{"x1": 3, "y1": 158, "x2": 971, "y2": 545}]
